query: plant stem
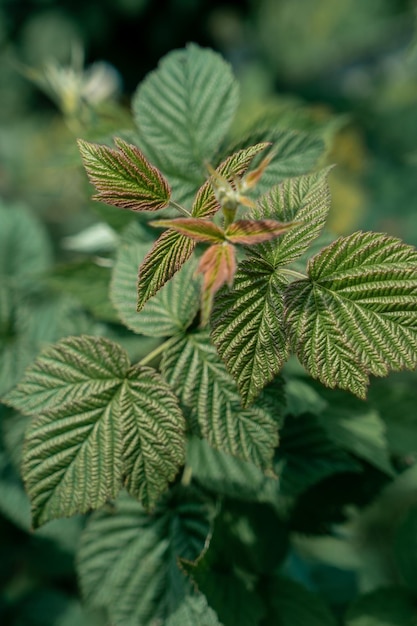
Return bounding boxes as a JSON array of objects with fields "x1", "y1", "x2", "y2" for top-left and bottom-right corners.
[
  {"x1": 139, "y1": 338, "x2": 174, "y2": 366},
  {"x1": 280, "y1": 268, "x2": 307, "y2": 281},
  {"x1": 169, "y1": 199, "x2": 191, "y2": 216}
]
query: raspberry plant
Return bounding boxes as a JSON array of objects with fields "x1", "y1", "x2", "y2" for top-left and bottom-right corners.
[{"x1": 3, "y1": 44, "x2": 417, "y2": 625}]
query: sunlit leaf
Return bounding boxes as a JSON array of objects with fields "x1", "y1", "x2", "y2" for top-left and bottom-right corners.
[
  {"x1": 78, "y1": 137, "x2": 171, "y2": 211},
  {"x1": 211, "y1": 261, "x2": 289, "y2": 406},
  {"x1": 285, "y1": 232, "x2": 417, "y2": 398},
  {"x1": 133, "y1": 44, "x2": 239, "y2": 196},
  {"x1": 137, "y1": 229, "x2": 196, "y2": 311},
  {"x1": 4, "y1": 336, "x2": 186, "y2": 525},
  {"x1": 111, "y1": 223, "x2": 200, "y2": 335},
  {"x1": 162, "y1": 331, "x2": 281, "y2": 470}
]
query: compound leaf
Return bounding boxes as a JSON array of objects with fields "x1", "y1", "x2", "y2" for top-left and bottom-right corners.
[
  {"x1": 162, "y1": 331, "x2": 281, "y2": 470},
  {"x1": 285, "y1": 232, "x2": 417, "y2": 398},
  {"x1": 4, "y1": 336, "x2": 186, "y2": 525},
  {"x1": 211, "y1": 260, "x2": 290, "y2": 406},
  {"x1": 78, "y1": 137, "x2": 171, "y2": 212},
  {"x1": 133, "y1": 44, "x2": 239, "y2": 192},
  {"x1": 78, "y1": 488, "x2": 214, "y2": 625}
]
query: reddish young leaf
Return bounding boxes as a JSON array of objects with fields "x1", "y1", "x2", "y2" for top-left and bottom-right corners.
[
  {"x1": 150, "y1": 218, "x2": 226, "y2": 243},
  {"x1": 197, "y1": 243, "x2": 237, "y2": 326},
  {"x1": 192, "y1": 143, "x2": 270, "y2": 218},
  {"x1": 225, "y1": 219, "x2": 295, "y2": 245},
  {"x1": 78, "y1": 137, "x2": 171, "y2": 212}
]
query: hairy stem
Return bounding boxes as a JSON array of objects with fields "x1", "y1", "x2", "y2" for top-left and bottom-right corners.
[
  {"x1": 169, "y1": 199, "x2": 191, "y2": 216},
  {"x1": 139, "y1": 338, "x2": 174, "y2": 366}
]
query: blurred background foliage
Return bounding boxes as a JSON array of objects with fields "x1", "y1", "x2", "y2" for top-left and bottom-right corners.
[{"x1": 1, "y1": 0, "x2": 417, "y2": 624}]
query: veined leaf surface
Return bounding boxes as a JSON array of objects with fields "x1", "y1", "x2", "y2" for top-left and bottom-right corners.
[
  {"x1": 211, "y1": 170, "x2": 331, "y2": 404},
  {"x1": 252, "y1": 168, "x2": 332, "y2": 267},
  {"x1": 4, "y1": 336, "x2": 186, "y2": 525},
  {"x1": 285, "y1": 231, "x2": 417, "y2": 398},
  {"x1": 78, "y1": 489, "x2": 214, "y2": 625},
  {"x1": 121, "y1": 366, "x2": 186, "y2": 509},
  {"x1": 137, "y1": 229, "x2": 196, "y2": 311},
  {"x1": 224, "y1": 129, "x2": 324, "y2": 199},
  {"x1": 211, "y1": 260, "x2": 290, "y2": 406},
  {"x1": 78, "y1": 138, "x2": 171, "y2": 211},
  {"x1": 111, "y1": 223, "x2": 200, "y2": 335},
  {"x1": 162, "y1": 331, "x2": 281, "y2": 470},
  {"x1": 133, "y1": 43, "x2": 239, "y2": 190}
]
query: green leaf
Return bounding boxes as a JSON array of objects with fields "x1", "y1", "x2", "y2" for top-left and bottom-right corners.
[
  {"x1": 210, "y1": 170, "x2": 332, "y2": 405},
  {"x1": 78, "y1": 137, "x2": 171, "y2": 211},
  {"x1": 285, "y1": 232, "x2": 417, "y2": 398},
  {"x1": 78, "y1": 488, "x2": 214, "y2": 625},
  {"x1": 263, "y1": 576, "x2": 337, "y2": 626},
  {"x1": 166, "y1": 593, "x2": 223, "y2": 626},
  {"x1": 394, "y1": 505, "x2": 417, "y2": 593},
  {"x1": 185, "y1": 511, "x2": 266, "y2": 626},
  {"x1": 211, "y1": 260, "x2": 290, "y2": 406},
  {"x1": 318, "y1": 388, "x2": 395, "y2": 475},
  {"x1": 368, "y1": 373, "x2": 417, "y2": 456},
  {"x1": 11, "y1": 590, "x2": 99, "y2": 626},
  {"x1": 162, "y1": 331, "x2": 281, "y2": 470},
  {"x1": 284, "y1": 377, "x2": 327, "y2": 416},
  {"x1": 345, "y1": 587, "x2": 417, "y2": 626},
  {"x1": 225, "y1": 129, "x2": 325, "y2": 198},
  {"x1": 0, "y1": 200, "x2": 52, "y2": 284},
  {"x1": 191, "y1": 564, "x2": 265, "y2": 626},
  {"x1": 121, "y1": 365, "x2": 186, "y2": 508},
  {"x1": 48, "y1": 260, "x2": 118, "y2": 322},
  {"x1": 0, "y1": 288, "x2": 94, "y2": 397},
  {"x1": 111, "y1": 222, "x2": 200, "y2": 335},
  {"x1": 187, "y1": 436, "x2": 277, "y2": 503},
  {"x1": 132, "y1": 44, "x2": 239, "y2": 198},
  {"x1": 277, "y1": 413, "x2": 361, "y2": 498},
  {"x1": 4, "y1": 336, "x2": 186, "y2": 525},
  {"x1": 151, "y1": 218, "x2": 226, "y2": 243},
  {"x1": 0, "y1": 450, "x2": 32, "y2": 530},
  {"x1": 137, "y1": 229, "x2": 196, "y2": 311},
  {"x1": 251, "y1": 168, "x2": 332, "y2": 267}
]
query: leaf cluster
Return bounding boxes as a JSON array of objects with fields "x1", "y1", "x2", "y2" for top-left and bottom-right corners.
[{"x1": 1, "y1": 43, "x2": 417, "y2": 626}]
